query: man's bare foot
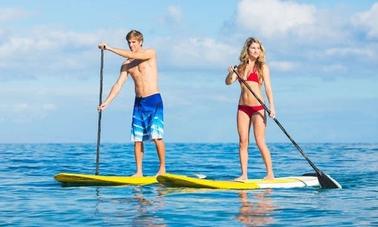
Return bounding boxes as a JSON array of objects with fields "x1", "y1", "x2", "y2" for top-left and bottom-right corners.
[
  {"x1": 132, "y1": 172, "x2": 143, "y2": 177},
  {"x1": 234, "y1": 176, "x2": 248, "y2": 182}
]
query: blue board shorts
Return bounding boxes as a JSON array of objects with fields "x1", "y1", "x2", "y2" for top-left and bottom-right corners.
[{"x1": 131, "y1": 93, "x2": 164, "y2": 142}]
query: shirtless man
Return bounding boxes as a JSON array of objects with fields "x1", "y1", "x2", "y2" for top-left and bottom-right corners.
[{"x1": 98, "y1": 30, "x2": 166, "y2": 176}]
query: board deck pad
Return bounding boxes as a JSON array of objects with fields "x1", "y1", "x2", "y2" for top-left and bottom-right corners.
[
  {"x1": 54, "y1": 172, "x2": 157, "y2": 186},
  {"x1": 157, "y1": 173, "x2": 319, "y2": 190}
]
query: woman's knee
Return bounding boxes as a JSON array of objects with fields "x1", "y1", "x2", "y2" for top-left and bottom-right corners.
[
  {"x1": 239, "y1": 139, "x2": 249, "y2": 149},
  {"x1": 254, "y1": 135, "x2": 266, "y2": 147}
]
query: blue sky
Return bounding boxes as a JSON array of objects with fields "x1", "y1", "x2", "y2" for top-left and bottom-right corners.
[{"x1": 1, "y1": 0, "x2": 377, "y2": 143}]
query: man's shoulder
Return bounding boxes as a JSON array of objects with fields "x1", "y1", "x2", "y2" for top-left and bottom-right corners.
[
  {"x1": 141, "y1": 48, "x2": 157, "y2": 62},
  {"x1": 143, "y1": 48, "x2": 156, "y2": 55}
]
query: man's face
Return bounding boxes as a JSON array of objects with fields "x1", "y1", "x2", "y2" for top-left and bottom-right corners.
[{"x1": 128, "y1": 38, "x2": 142, "y2": 52}]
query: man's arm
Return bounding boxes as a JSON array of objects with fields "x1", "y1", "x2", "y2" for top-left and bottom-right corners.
[
  {"x1": 110, "y1": 47, "x2": 155, "y2": 60},
  {"x1": 99, "y1": 43, "x2": 155, "y2": 60},
  {"x1": 98, "y1": 62, "x2": 129, "y2": 111}
]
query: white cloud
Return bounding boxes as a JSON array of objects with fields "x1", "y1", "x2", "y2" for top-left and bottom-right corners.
[
  {"x1": 234, "y1": 0, "x2": 352, "y2": 43},
  {"x1": 0, "y1": 27, "x2": 126, "y2": 80},
  {"x1": 352, "y1": 3, "x2": 378, "y2": 39},
  {"x1": 323, "y1": 47, "x2": 376, "y2": 59},
  {"x1": 167, "y1": 5, "x2": 183, "y2": 24},
  {"x1": 321, "y1": 64, "x2": 347, "y2": 73},
  {"x1": 160, "y1": 5, "x2": 183, "y2": 26},
  {"x1": 0, "y1": 8, "x2": 28, "y2": 22},
  {"x1": 0, "y1": 25, "x2": 231, "y2": 81},
  {"x1": 270, "y1": 60, "x2": 298, "y2": 72},
  {"x1": 0, "y1": 28, "x2": 98, "y2": 60},
  {"x1": 166, "y1": 37, "x2": 237, "y2": 68},
  {"x1": 0, "y1": 102, "x2": 57, "y2": 123},
  {"x1": 236, "y1": 0, "x2": 316, "y2": 37},
  {"x1": 230, "y1": 0, "x2": 378, "y2": 79}
]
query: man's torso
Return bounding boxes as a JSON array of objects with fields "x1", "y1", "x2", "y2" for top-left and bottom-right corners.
[{"x1": 126, "y1": 55, "x2": 159, "y2": 97}]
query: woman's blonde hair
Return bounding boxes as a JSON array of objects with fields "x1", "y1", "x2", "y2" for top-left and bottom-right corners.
[{"x1": 237, "y1": 37, "x2": 266, "y2": 84}]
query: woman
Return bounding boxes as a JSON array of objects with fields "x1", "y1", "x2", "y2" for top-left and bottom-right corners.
[{"x1": 225, "y1": 37, "x2": 276, "y2": 181}]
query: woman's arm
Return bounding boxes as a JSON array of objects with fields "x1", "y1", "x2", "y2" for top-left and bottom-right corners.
[
  {"x1": 225, "y1": 66, "x2": 238, "y2": 85},
  {"x1": 262, "y1": 64, "x2": 276, "y2": 118}
]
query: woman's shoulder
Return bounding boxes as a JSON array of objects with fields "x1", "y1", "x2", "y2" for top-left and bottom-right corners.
[{"x1": 261, "y1": 63, "x2": 270, "y2": 71}]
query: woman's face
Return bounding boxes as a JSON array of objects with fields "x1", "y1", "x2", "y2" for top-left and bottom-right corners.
[{"x1": 248, "y1": 42, "x2": 261, "y2": 59}]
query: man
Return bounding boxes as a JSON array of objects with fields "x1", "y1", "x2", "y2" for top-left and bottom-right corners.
[{"x1": 98, "y1": 30, "x2": 166, "y2": 176}]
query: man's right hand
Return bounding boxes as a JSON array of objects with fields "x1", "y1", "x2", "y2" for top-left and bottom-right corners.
[{"x1": 98, "y1": 42, "x2": 108, "y2": 50}]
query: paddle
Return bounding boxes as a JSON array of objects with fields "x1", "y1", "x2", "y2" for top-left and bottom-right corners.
[
  {"x1": 95, "y1": 49, "x2": 104, "y2": 175},
  {"x1": 231, "y1": 66, "x2": 342, "y2": 189}
]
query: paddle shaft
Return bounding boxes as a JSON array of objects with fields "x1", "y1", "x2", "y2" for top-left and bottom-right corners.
[
  {"x1": 95, "y1": 50, "x2": 104, "y2": 175},
  {"x1": 231, "y1": 67, "x2": 323, "y2": 172}
]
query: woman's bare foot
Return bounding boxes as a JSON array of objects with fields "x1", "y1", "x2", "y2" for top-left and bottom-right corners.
[
  {"x1": 155, "y1": 168, "x2": 166, "y2": 176},
  {"x1": 264, "y1": 174, "x2": 275, "y2": 180}
]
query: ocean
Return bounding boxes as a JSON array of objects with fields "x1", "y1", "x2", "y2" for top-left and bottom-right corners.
[{"x1": 0, "y1": 143, "x2": 377, "y2": 226}]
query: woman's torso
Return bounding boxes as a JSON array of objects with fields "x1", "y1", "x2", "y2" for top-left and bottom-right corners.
[{"x1": 238, "y1": 70, "x2": 263, "y2": 106}]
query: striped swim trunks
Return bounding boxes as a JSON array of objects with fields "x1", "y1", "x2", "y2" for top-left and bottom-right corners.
[{"x1": 131, "y1": 93, "x2": 164, "y2": 142}]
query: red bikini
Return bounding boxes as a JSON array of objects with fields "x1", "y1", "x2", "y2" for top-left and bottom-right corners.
[
  {"x1": 238, "y1": 69, "x2": 263, "y2": 117},
  {"x1": 238, "y1": 105, "x2": 264, "y2": 117},
  {"x1": 246, "y1": 70, "x2": 259, "y2": 83}
]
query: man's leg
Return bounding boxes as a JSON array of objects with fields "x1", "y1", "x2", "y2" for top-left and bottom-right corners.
[
  {"x1": 133, "y1": 141, "x2": 144, "y2": 177},
  {"x1": 153, "y1": 139, "x2": 166, "y2": 175}
]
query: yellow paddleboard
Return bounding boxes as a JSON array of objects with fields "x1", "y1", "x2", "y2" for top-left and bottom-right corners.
[
  {"x1": 54, "y1": 172, "x2": 157, "y2": 186},
  {"x1": 157, "y1": 173, "x2": 319, "y2": 190}
]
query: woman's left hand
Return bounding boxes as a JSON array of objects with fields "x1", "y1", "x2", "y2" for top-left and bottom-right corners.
[{"x1": 269, "y1": 108, "x2": 276, "y2": 119}]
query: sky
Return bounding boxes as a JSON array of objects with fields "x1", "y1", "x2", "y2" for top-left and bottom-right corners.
[{"x1": 0, "y1": 0, "x2": 377, "y2": 143}]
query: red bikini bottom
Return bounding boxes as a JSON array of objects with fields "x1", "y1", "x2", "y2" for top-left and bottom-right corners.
[{"x1": 238, "y1": 105, "x2": 264, "y2": 118}]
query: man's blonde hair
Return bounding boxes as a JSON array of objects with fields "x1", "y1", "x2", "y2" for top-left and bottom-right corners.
[{"x1": 126, "y1": 30, "x2": 144, "y2": 45}]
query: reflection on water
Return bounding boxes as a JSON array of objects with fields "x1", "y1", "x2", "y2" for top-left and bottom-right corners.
[
  {"x1": 147, "y1": 186, "x2": 277, "y2": 226},
  {"x1": 131, "y1": 187, "x2": 166, "y2": 227},
  {"x1": 94, "y1": 187, "x2": 167, "y2": 226},
  {"x1": 236, "y1": 190, "x2": 275, "y2": 226}
]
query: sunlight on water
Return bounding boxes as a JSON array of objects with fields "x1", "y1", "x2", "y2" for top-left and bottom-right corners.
[{"x1": 0, "y1": 143, "x2": 377, "y2": 226}]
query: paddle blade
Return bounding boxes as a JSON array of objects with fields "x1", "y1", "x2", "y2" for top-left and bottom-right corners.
[
  {"x1": 317, "y1": 172, "x2": 342, "y2": 189},
  {"x1": 194, "y1": 174, "x2": 207, "y2": 179}
]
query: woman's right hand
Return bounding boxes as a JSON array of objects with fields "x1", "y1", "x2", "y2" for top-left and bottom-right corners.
[
  {"x1": 228, "y1": 65, "x2": 234, "y2": 73},
  {"x1": 226, "y1": 65, "x2": 238, "y2": 85}
]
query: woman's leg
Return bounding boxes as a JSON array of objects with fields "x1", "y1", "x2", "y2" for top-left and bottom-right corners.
[
  {"x1": 251, "y1": 111, "x2": 274, "y2": 179},
  {"x1": 236, "y1": 110, "x2": 251, "y2": 181}
]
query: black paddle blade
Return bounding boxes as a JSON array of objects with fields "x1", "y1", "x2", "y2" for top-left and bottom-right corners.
[{"x1": 317, "y1": 172, "x2": 342, "y2": 189}]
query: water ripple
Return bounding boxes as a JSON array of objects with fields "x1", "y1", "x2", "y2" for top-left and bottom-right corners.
[{"x1": 0, "y1": 143, "x2": 377, "y2": 226}]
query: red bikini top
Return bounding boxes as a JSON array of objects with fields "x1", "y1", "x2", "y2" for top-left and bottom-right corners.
[{"x1": 246, "y1": 70, "x2": 259, "y2": 83}]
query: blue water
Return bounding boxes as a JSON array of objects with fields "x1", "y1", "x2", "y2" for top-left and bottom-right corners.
[{"x1": 0, "y1": 143, "x2": 377, "y2": 226}]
